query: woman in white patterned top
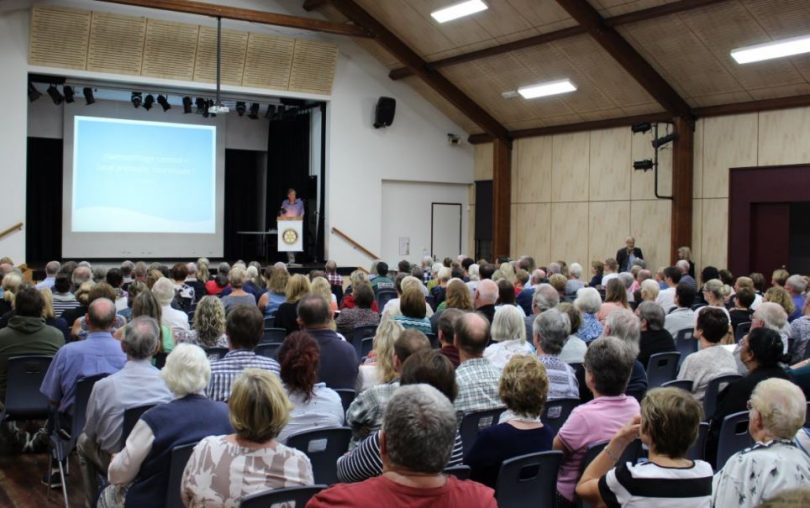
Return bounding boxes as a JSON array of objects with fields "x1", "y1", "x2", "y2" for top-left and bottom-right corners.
[
  {"x1": 484, "y1": 305, "x2": 533, "y2": 370},
  {"x1": 181, "y1": 369, "x2": 314, "y2": 507}
]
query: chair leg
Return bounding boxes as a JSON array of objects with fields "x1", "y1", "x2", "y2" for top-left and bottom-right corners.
[{"x1": 57, "y1": 458, "x2": 69, "y2": 508}]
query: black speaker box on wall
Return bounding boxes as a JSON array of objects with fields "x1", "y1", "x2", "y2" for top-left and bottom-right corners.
[{"x1": 374, "y1": 96, "x2": 396, "y2": 128}]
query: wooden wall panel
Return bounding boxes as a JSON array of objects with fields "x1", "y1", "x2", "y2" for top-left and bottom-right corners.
[
  {"x1": 289, "y1": 39, "x2": 339, "y2": 94},
  {"x1": 241, "y1": 33, "x2": 295, "y2": 90},
  {"x1": 193, "y1": 27, "x2": 248, "y2": 85},
  {"x1": 29, "y1": 6, "x2": 91, "y2": 70},
  {"x1": 141, "y1": 19, "x2": 199, "y2": 81},
  {"x1": 87, "y1": 12, "x2": 146, "y2": 75}
]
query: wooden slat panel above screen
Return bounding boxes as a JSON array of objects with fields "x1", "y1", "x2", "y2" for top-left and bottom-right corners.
[
  {"x1": 241, "y1": 33, "x2": 295, "y2": 90},
  {"x1": 194, "y1": 26, "x2": 248, "y2": 85},
  {"x1": 141, "y1": 19, "x2": 199, "y2": 81},
  {"x1": 87, "y1": 11, "x2": 146, "y2": 75},
  {"x1": 289, "y1": 39, "x2": 338, "y2": 94},
  {"x1": 29, "y1": 6, "x2": 91, "y2": 70}
]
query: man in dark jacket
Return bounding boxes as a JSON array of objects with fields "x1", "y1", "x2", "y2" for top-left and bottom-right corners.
[{"x1": 616, "y1": 236, "x2": 644, "y2": 272}]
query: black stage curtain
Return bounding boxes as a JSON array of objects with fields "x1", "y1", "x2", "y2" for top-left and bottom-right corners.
[
  {"x1": 224, "y1": 149, "x2": 263, "y2": 261},
  {"x1": 26, "y1": 137, "x2": 63, "y2": 263}
]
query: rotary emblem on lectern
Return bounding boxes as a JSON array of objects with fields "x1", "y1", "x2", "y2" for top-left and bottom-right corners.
[{"x1": 282, "y1": 228, "x2": 299, "y2": 245}]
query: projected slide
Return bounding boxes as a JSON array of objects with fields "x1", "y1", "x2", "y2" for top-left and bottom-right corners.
[{"x1": 72, "y1": 116, "x2": 216, "y2": 233}]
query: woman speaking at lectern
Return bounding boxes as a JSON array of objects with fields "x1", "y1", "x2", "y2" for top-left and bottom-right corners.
[{"x1": 278, "y1": 188, "x2": 304, "y2": 264}]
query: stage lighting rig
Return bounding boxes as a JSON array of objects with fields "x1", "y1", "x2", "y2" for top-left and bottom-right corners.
[
  {"x1": 83, "y1": 87, "x2": 95, "y2": 105},
  {"x1": 183, "y1": 96, "x2": 193, "y2": 114},
  {"x1": 47, "y1": 84, "x2": 64, "y2": 105},
  {"x1": 143, "y1": 94, "x2": 155, "y2": 111},
  {"x1": 131, "y1": 92, "x2": 142, "y2": 108},
  {"x1": 235, "y1": 101, "x2": 246, "y2": 116},
  {"x1": 248, "y1": 103, "x2": 260, "y2": 119},
  {"x1": 157, "y1": 94, "x2": 171, "y2": 112},
  {"x1": 28, "y1": 83, "x2": 42, "y2": 102},
  {"x1": 63, "y1": 86, "x2": 75, "y2": 103}
]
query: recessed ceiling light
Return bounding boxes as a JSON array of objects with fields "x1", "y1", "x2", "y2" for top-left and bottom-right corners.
[
  {"x1": 731, "y1": 34, "x2": 810, "y2": 64},
  {"x1": 431, "y1": 0, "x2": 487, "y2": 24},
  {"x1": 517, "y1": 79, "x2": 577, "y2": 99}
]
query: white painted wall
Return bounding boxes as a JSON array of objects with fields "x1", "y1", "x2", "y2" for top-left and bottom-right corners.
[{"x1": 0, "y1": 0, "x2": 475, "y2": 266}]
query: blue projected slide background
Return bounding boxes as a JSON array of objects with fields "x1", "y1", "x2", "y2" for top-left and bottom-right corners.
[{"x1": 72, "y1": 116, "x2": 216, "y2": 233}]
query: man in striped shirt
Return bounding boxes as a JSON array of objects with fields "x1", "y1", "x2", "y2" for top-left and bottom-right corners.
[{"x1": 51, "y1": 273, "x2": 81, "y2": 319}]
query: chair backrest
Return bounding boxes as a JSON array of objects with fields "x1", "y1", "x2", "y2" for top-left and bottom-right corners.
[
  {"x1": 352, "y1": 325, "x2": 378, "y2": 342},
  {"x1": 360, "y1": 337, "x2": 374, "y2": 358},
  {"x1": 443, "y1": 465, "x2": 471, "y2": 480},
  {"x1": 204, "y1": 347, "x2": 229, "y2": 361},
  {"x1": 460, "y1": 408, "x2": 506, "y2": 456},
  {"x1": 703, "y1": 374, "x2": 743, "y2": 420},
  {"x1": 154, "y1": 352, "x2": 168, "y2": 369},
  {"x1": 716, "y1": 410, "x2": 754, "y2": 469},
  {"x1": 377, "y1": 289, "x2": 398, "y2": 309},
  {"x1": 239, "y1": 485, "x2": 327, "y2": 508},
  {"x1": 263, "y1": 316, "x2": 275, "y2": 329},
  {"x1": 735, "y1": 321, "x2": 751, "y2": 342},
  {"x1": 72, "y1": 374, "x2": 109, "y2": 438},
  {"x1": 261, "y1": 327, "x2": 286, "y2": 344},
  {"x1": 334, "y1": 388, "x2": 356, "y2": 413},
  {"x1": 495, "y1": 450, "x2": 563, "y2": 508},
  {"x1": 2, "y1": 355, "x2": 53, "y2": 421},
  {"x1": 661, "y1": 379, "x2": 693, "y2": 391},
  {"x1": 646, "y1": 352, "x2": 681, "y2": 388},
  {"x1": 674, "y1": 328, "x2": 697, "y2": 360},
  {"x1": 692, "y1": 303, "x2": 706, "y2": 311},
  {"x1": 286, "y1": 427, "x2": 351, "y2": 485},
  {"x1": 687, "y1": 422, "x2": 710, "y2": 461},
  {"x1": 122, "y1": 405, "x2": 155, "y2": 448},
  {"x1": 425, "y1": 332, "x2": 439, "y2": 348},
  {"x1": 541, "y1": 398, "x2": 579, "y2": 434},
  {"x1": 254, "y1": 343, "x2": 282, "y2": 360},
  {"x1": 165, "y1": 441, "x2": 198, "y2": 508},
  {"x1": 578, "y1": 441, "x2": 608, "y2": 508}
]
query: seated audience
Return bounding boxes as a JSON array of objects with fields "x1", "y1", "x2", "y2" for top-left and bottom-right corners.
[
  {"x1": 176, "y1": 295, "x2": 228, "y2": 348},
  {"x1": 466, "y1": 355, "x2": 554, "y2": 488},
  {"x1": 36, "y1": 260, "x2": 61, "y2": 290},
  {"x1": 100, "y1": 344, "x2": 233, "y2": 508},
  {"x1": 382, "y1": 275, "x2": 431, "y2": 319},
  {"x1": 347, "y1": 330, "x2": 430, "y2": 443},
  {"x1": 78, "y1": 317, "x2": 172, "y2": 507},
  {"x1": 219, "y1": 266, "x2": 256, "y2": 313},
  {"x1": 729, "y1": 286, "x2": 755, "y2": 332},
  {"x1": 70, "y1": 283, "x2": 128, "y2": 340},
  {"x1": 183, "y1": 262, "x2": 205, "y2": 303},
  {"x1": 356, "y1": 319, "x2": 402, "y2": 392},
  {"x1": 695, "y1": 279, "x2": 731, "y2": 325},
  {"x1": 553, "y1": 336, "x2": 640, "y2": 507},
  {"x1": 150, "y1": 277, "x2": 189, "y2": 332},
  {"x1": 495, "y1": 278, "x2": 526, "y2": 315},
  {"x1": 298, "y1": 294, "x2": 359, "y2": 389},
  {"x1": 430, "y1": 278, "x2": 472, "y2": 331},
  {"x1": 600, "y1": 258, "x2": 619, "y2": 287},
  {"x1": 589, "y1": 260, "x2": 604, "y2": 288},
  {"x1": 60, "y1": 280, "x2": 93, "y2": 330},
  {"x1": 654, "y1": 267, "x2": 680, "y2": 312},
  {"x1": 335, "y1": 283, "x2": 379, "y2": 337},
  {"x1": 524, "y1": 283, "x2": 560, "y2": 341},
  {"x1": 0, "y1": 287, "x2": 64, "y2": 400},
  {"x1": 392, "y1": 285, "x2": 432, "y2": 335},
  {"x1": 636, "y1": 302, "x2": 676, "y2": 368},
  {"x1": 181, "y1": 369, "x2": 313, "y2": 505},
  {"x1": 712, "y1": 378, "x2": 809, "y2": 508},
  {"x1": 115, "y1": 291, "x2": 174, "y2": 354},
  {"x1": 663, "y1": 283, "x2": 696, "y2": 337},
  {"x1": 51, "y1": 273, "x2": 80, "y2": 319},
  {"x1": 437, "y1": 308, "x2": 462, "y2": 368},
  {"x1": 790, "y1": 296, "x2": 810, "y2": 361},
  {"x1": 311, "y1": 384, "x2": 496, "y2": 508},
  {"x1": 117, "y1": 280, "x2": 145, "y2": 322},
  {"x1": 430, "y1": 267, "x2": 451, "y2": 310},
  {"x1": 276, "y1": 332, "x2": 344, "y2": 442},
  {"x1": 602, "y1": 309, "x2": 648, "y2": 401},
  {"x1": 677, "y1": 308, "x2": 738, "y2": 401},
  {"x1": 275, "y1": 274, "x2": 310, "y2": 335},
  {"x1": 533, "y1": 308, "x2": 579, "y2": 400},
  {"x1": 638, "y1": 278, "x2": 660, "y2": 304},
  {"x1": 371, "y1": 261, "x2": 396, "y2": 297},
  {"x1": 207, "y1": 305, "x2": 280, "y2": 402},
  {"x1": 0, "y1": 272, "x2": 21, "y2": 318},
  {"x1": 337, "y1": 349, "x2": 464, "y2": 483},
  {"x1": 103, "y1": 268, "x2": 127, "y2": 312},
  {"x1": 205, "y1": 263, "x2": 230, "y2": 296},
  {"x1": 597, "y1": 278, "x2": 629, "y2": 323},
  {"x1": 166, "y1": 263, "x2": 194, "y2": 311},
  {"x1": 40, "y1": 298, "x2": 126, "y2": 417},
  {"x1": 784, "y1": 274, "x2": 806, "y2": 322},
  {"x1": 473, "y1": 279, "x2": 498, "y2": 324},
  {"x1": 557, "y1": 303, "x2": 587, "y2": 364},
  {"x1": 752, "y1": 301, "x2": 791, "y2": 355},
  {"x1": 341, "y1": 270, "x2": 379, "y2": 312},
  {"x1": 310, "y1": 276, "x2": 338, "y2": 316},
  {"x1": 576, "y1": 388, "x2": 713, "y2": 506},
  {"x1": 706, "y1": 327, "x2": 791, "y2": 466},
  {"x1": 454, "y1": 312, "x2": 503, "y2": 416},
  {"x1": 564, "y1": 263, "x2": 586, "y2": 300},
  {"x1": 38, "y1": 288, "x2": 69, "y2": 341},
  {"x1": 257, "y1": 266, "x2": 289, "y2": 319},
  {"x1": 516, "y1": 269, "x2": 543, "y2": 315},
  {"x1": 484, "y1": 305, "x2": 531, "y2": 370},
  {"x1": 574, "y1": 287, "x2": 602, "y2": 343}
]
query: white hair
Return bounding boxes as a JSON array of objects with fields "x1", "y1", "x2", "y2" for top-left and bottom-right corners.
[
  {"x1": 151, "y1": 277, "x2": 176, "y2": 306},
  {"x1": 476, "y1": 279, "x2": 498, "y2": 305},
  {"x1": 246, "y1": 265, "x2": 258, "y2": 279},
  {"x1": 640, "y1": 279, "x2": 660, "y2": 301},
  {"x1": 753, "y1": 302, "x2": 787, "y2": 331},
  {"x1": 751, "y1": 378, "x2": 806, "y2": 439},
  {"x1": 491, "y1": 305, "x2": 526, "y2": 342},
  {"x1": 431, "y1": 263, "x2": 443, "y2": 275},
  {"x1": 574, "y1": 287, "x2": 602, "y2": 314},
  {"x1": 161, "y1": 343, "x2": 211, "y2": 396},
  {"x1": 786, "y1": 274, "x2": 807, "y2": 294},
  {"x1": 468, "y1": 264, "x2": 480, "y2": 281},
  {"x1": 569, "y1": 263, "x2": 582, "y2": 279},
  {"x1": 675, "y1": 259, "x2": 690, "y2": 273},
  {"x1": 437, "y1": 267, "x2": 452, "y2": 282},
  {"x1": 605, "y1": 309, "x2": 641, "y2": 354}
]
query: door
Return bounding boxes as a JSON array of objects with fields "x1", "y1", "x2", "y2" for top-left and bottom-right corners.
[
  {"x1": 432, "y1": 203, "x2": 462, "y2": 261},
  {"x1": 749, "y1": 202, "x2": 790, "y2": 277}
]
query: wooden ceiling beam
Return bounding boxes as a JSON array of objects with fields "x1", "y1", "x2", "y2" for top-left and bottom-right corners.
[
  {"x1": 694, "y1": 94, "x2": 810, "y2": 117},
  {"x1": 389, "y1": 0, "x2": 729, "y2": 80},
  {"x1": 554, "y1": 0, "x2": 693, "y2": 120},
  {"x1": 303, "y1": 0, "x2": 329, "y2": 11},
  {"x1": 96, "y1": 0, "x2": 373, "y2": 38},
  {"x1": 329, "y1": 0, "x2": 510, "y2": 141}
]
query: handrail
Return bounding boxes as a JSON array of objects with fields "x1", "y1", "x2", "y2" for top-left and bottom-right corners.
[
  {"x1": 331, "y1": 227, "x2": 380, "y2": 260},
  {"x1": 0, "y1": 222, "x2": 23, "y2": 241}
]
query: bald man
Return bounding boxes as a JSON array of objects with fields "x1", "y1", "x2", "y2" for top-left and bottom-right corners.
[
  {"x1": 474, "y1": 279, "x2": 498, "y2": 324},
  {"x1": 453, "y1": 312, "x2": 501, "y2": 416}
]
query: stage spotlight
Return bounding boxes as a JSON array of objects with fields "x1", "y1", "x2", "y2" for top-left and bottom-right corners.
[
  {"x1": 633, "y1": 159, "x2": 654, "y2": 171},
  {"x1": 83, "y1": 87, "x2": 95, "y2": 105},
  {"x1": 631, "y1": 122, "x2": 651, "y2": 134},
  {"x1": 248, "y1": 103, "x2": 260, "y2": 119},
  {"x1": 28, "y1": 83, "x2": 42, "y2": 102},
  {"x1": 157, "y1": 94, "x2": 171, "y2": 112},
  {"x1": 206, "y1": 99, "x2": 216, "y2": 118},
  {"x1": 131, "y1": 92, "x2": 142, "y2": 108},
  {"x1": 47, "y1": 84, "x2": 64, "y2": 105},
  {"x1": 143, "y1": 94, "x2": 155, "y2": 111},
  {"x1": 63, "y1": 86, "x2": 75, "y2": 103},
  {"x1": 182, "y1": 96, "x2": 192, "y2": 114},
  {"x1": 265, "y1": 104, "x2": 276, "y2": 118},
  {"x1": 195, "y1": 97, "x2": 206, "y2": 114},
  {"x1": 651, "y1": 132, "x2": 678, "y2": 149},
  {"x1": 235, "y1": 101, "x2": 246, "y2": 116}
]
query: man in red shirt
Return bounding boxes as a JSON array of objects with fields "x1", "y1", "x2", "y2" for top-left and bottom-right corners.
[{"x1": 306, "y1": 384, "x2": 496, "y2": 508}]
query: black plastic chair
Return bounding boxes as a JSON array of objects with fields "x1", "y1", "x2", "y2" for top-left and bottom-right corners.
[
  {"x1": 352, "y1": 325, "x2": 378, "y2": 342},
  {"x1": 674, "y1": 328, "x2": 697, "y2": 361},
  {"x1": 377, "y1": 289, "x2": 398, "y2": 310},
  {"x1": 360, "y1": 337, "x2": 374, "y2": 358},
  {"x1": 460, "y1": 408, "x2": 506, "y2": 456},
  {"x1": 661, "y1": 379, "x2": 693, "y2": 391},
  {"x1": 165, "y1": 441, "x2": 198, "y2": 508},
  {"x1": 703, "y1": 374, "x2": 742, "y2": 420},
  {"x1": 541, "y1": 398, "x2": 579, "y2": 434},
  {"x1": 735, "y1": 321, "x2": 751, "y2": 342},
  {"x1": 240, "y1": 484, "x2": 326, "y2": 508},
  {"x1": 578, "y1": 441, "x2": 608, "y2": 508},
  {"x1": 263, "y1": 316, "x2": 275, "y2": 329},
  {"x1": 255, "y1": 343, "x2": 282, "y2": 360},
  {"x1": 287, "y1": 427, "x2": 351, "y2": 485},
  {"x1": 121, "y1": 404, "x2": 155, "y2": 448},
  {"x1": 154, "y1": 352, "x2": 168, "y2": 369},
  {"x1": 443, "y1": 464, "x2": 471, "y2": 480},
  {"x1": 204, "y1": 347, "x2": 229, "y2": 361},
  {"x1": 687, "y1": 422, "x2": 710, "y2": 461},
  {"x1": 716, "y1": 410, "x2": 754, "y2": 469},
  {"x1": 261, "y1": 327, "x2": 286, "y2": 344},
  {"x1": 426, "y1": 332, "x2": 439, "y2": 348},
  {"x1": 646, "y1": 352, "x2": 681, "y2": 388},
  {"x1": 334, "y1": 388, "x2": 356, "y2": 413},
  {"x1": 691, "y1": 303, "x2": 706, "y2": 311},
  {"x1": 0, "y1": 355, "x2": 52, "y2": 422},
  {"x1": 495, "y1": 450, "x2": 563, "y2": 508}
]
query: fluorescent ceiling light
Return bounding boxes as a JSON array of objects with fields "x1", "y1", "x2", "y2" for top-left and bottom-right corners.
[
  {"x1": 431, "y1": 0, "x2": 487, "y2": 23},
  {"x1": 517, "y1": 79, "x2": 577, "y2": 99},
  {"x1": 731, "y1": 34, "x2": 810, "y2": 64}
]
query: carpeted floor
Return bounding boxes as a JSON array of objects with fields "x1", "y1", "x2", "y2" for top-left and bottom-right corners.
[{"x1": 0, "y1": 452, "x2": 86, "y2": 508}]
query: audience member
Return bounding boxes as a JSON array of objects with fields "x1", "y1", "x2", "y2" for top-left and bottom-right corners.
[
  {"x1": 39, "y1": 288, "x2": 70, "y2": 341},
  {"x1": 636, "y1": 301, "x2": 676, "y2": 368},
  {"x1": 257, "y1": 266, "x2": 289, "y2": 319},
  {"x1": 219, "y1": 266, "x2": 256, "y2": 313},
  {"x1": 341, "y1": 271, "x2": 379, "y2": 312},
  {"x1": 335, "y1": 283, "x2": 379, "y2": 337},
  {"x1": 790, "y1": 297, "x2": 810, "y2": 362},
  {"x1": 695, "y1": 279, "x2": 731, "y2": 324},
  {"x1": 557, "y1": 303, "x2": 587, "y2": 364},
  {"x1": 676, "y1": 246, "x2": 696, "y2": 278},
  {"x1": 784, "y1": 274, "x2": 806, "y2": 322},
  {"x1": 638, "y1": 278, "x2": 660, "y2": 304},
  {"x1": 437, "y1": 308, "x2": 462, "y2": 368},
  {"x1": 371, "y1": 261, "x2": 395, "y2": 298},
  {"x1": 663, "y1": 283, "x2": 696, "y2": 337},
  {"x1": 602, "y1": 309, "x2": 648, "y2": 401},
  {"x1": 729, "y1": 286, "x2": 755, "y2": 332},
  {"x1": 51, "y1": 273, "x2": 80, "y2": 318},
  {"x1": 310, "y1": 276, "x2": 338, "y2": 316},
  {"x1": 392, "y1": 285, "x2": 432, "y2": 334},
  {"x1": 771, "y1": 268, "x2": 789, "y2": 288},
  {"x1": 601, "y1": 258, "x2": 620, "y2": 287},
  {"x1": 454, "y1": 312, "x2": 502, "y2": 416},
  {"x1": 0, "y1": 272, "x2": 21, "y2": 318},
  {"x1": 177, "y1": 295, "x2": 228, "y2": 348},
  {"x1": 655, "y1": 267, "x2": 680, "y2": 312},
  {"x1": 183, "y1": 262, "x2": 205, "y2": 303},
  {"x1": 466, "y1": 355, "x2": 554, "y2": 488},
  {"x1": 676, "y1": 258, "x2": 698, "y2": 290},
  {"x1": 597, "y1": 278, "x2": 629, "y2": 322},
  {"x1": 677, "y1": 308, "x2": 738, "y2": 401},
  {"x1": 589, "y1": 260, "x2": 604, "y2": 288},
  {"x1": 533, "y1": 308, "x2": 578, "y2": 400},
  {"x1": 275, "y1": 274, "x2": 310, "y2": 335},
  {"x1": 298, "y1": 294, "x2": 359, "y2": 389},
  {"x1": 525, "y1": 283, "x2": 560, "y2": 341},
  {"x1": 564, "y1": 263, "x2": 585, "y2": 300},
  {"x1": 356, "y1": 319, "x2": 402, "y2": 392},
  {"x1": 712, "y1": 379, "x2": 809, "y2": 508},
  {"x1": 68, "y1": 283, "x2": 127, "y2": 341},
  {"x1": 150, "y1": 277, "x2": 189, "y2": 333},
  {"x1": 36, "y1": 260, "x2": 61, "y2": 290},
  {"x1": 573, "y1": 287, "x2": 602, "y2": 343},
  {"x1": 310, "y1": 384, "x2": 496, "y2": 508},
  {"x1": 516, "y1": 269, "x2": 543, "y2": 315},
  {"x1": 484, "y1": 305, "x2": 531, "y2": 369},
  {"x1": 752, "y1": 301, "x2": 791, "y2": 354},
  {"x1": 473, "y1": 279, "x2": 498, "y2": 324}
]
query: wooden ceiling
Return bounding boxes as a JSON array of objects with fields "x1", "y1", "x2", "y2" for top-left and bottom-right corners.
[{"x1": 309, "y1": 0, "x2": 810, "y2": 139}]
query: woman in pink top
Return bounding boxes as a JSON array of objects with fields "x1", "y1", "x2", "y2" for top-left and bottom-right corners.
[
  {"x1": 596, "y1": 279, "x2": 629, "y2": 323},
  {"x1": 552, "y1": 336, "x2": 640, "y2": 507}
]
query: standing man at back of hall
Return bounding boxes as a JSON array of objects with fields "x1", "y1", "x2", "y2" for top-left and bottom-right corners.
[{"x1": 616, "y1": 236, "x2": 643, "y2": 273}]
